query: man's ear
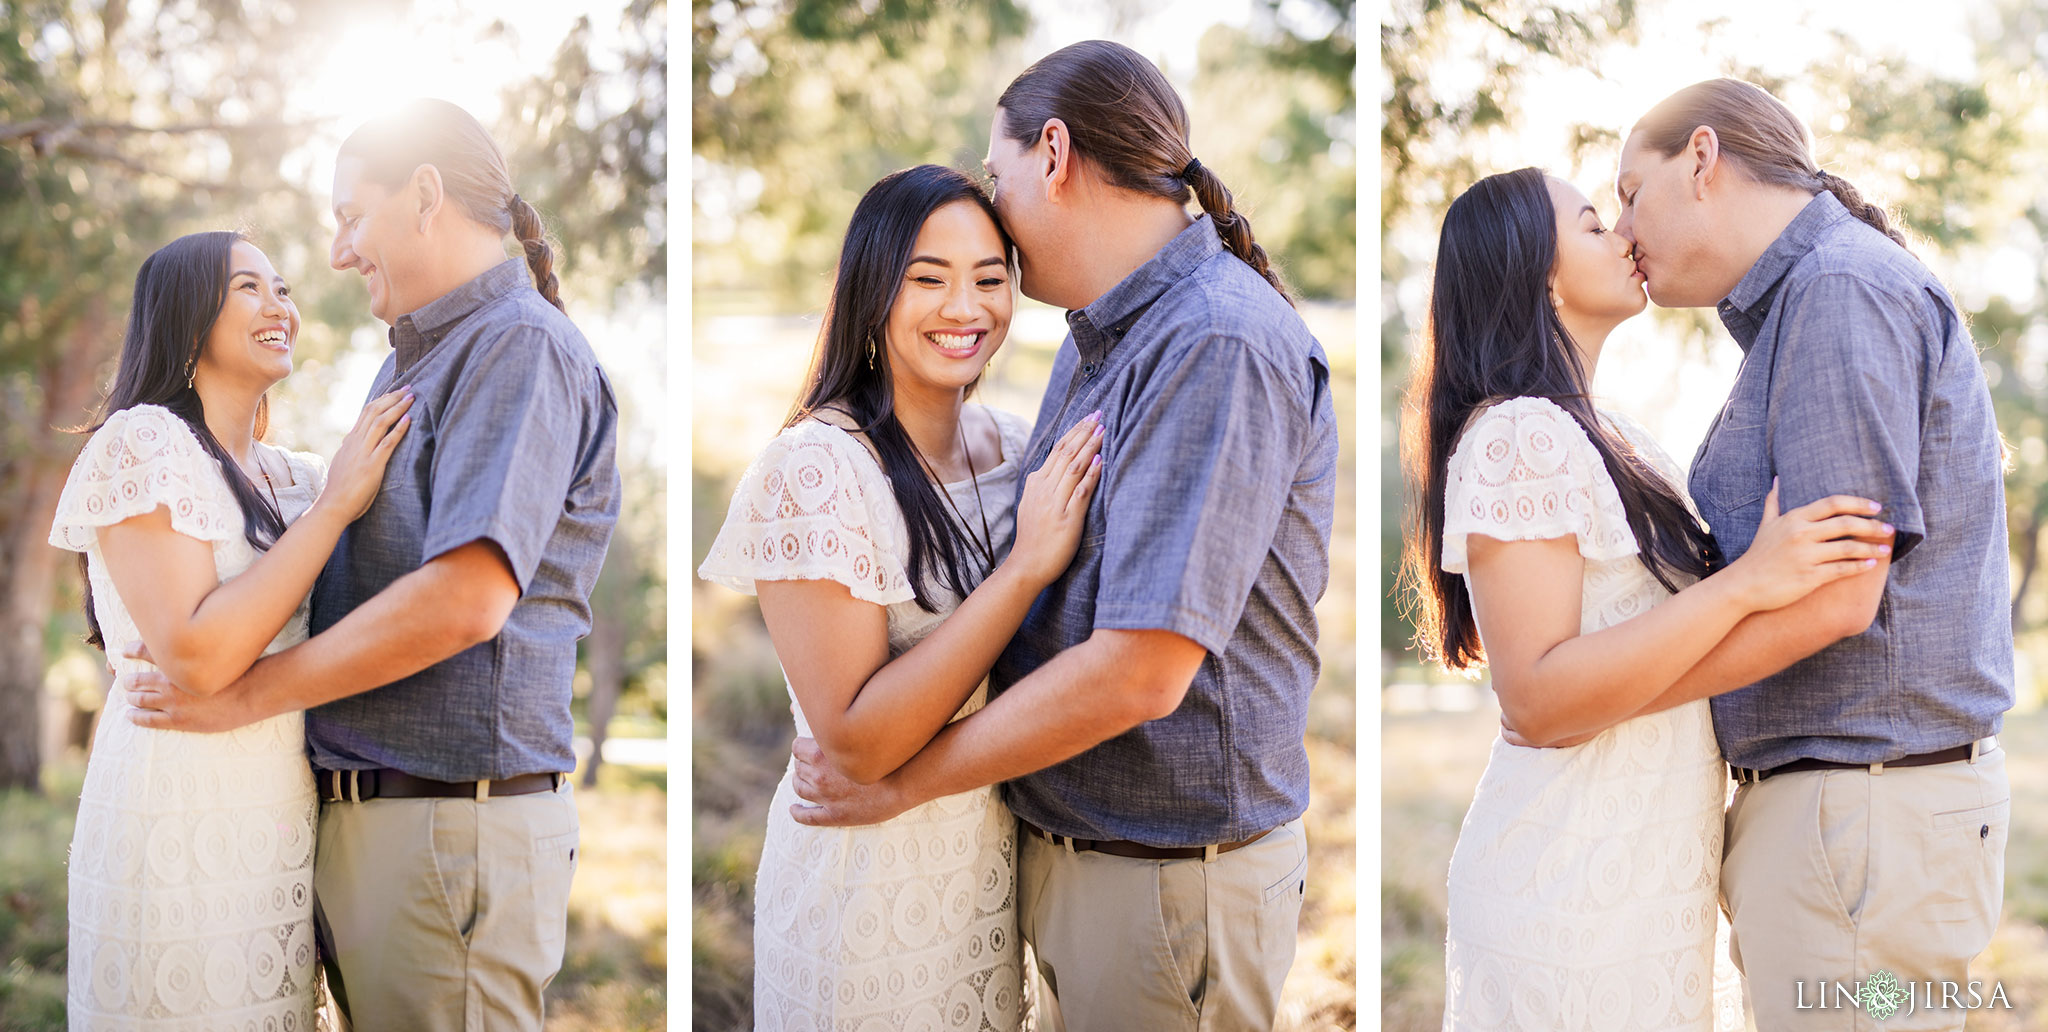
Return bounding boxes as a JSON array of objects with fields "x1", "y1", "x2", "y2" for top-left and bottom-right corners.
[
  {"x1": 1040, "y1": 118, "x2": 1074, "y2": 202},
  {"x1": 409, "y1": 163, "x2": 447, "y2": 233},
  {"x1": 1689, "y1": 125, "x2": 1722, "y2": 200}
]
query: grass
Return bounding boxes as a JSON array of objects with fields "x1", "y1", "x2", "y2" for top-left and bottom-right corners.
[
  {"x1": 1380, "y1": 698, "x2": 2048, "y2": 1031},
  {"x1": 0, "y1": 758, "x2": 666, "y2": 1032}
]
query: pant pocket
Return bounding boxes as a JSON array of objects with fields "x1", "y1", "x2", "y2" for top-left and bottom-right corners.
[
  {"x1": 1812, "y1": 772, "x2": 1871, "y2": 927},
  {"x1": 430, "y1": 801, "x2": 480, "y2": 944},
  {"x1": 1921, "y1": 797, "x2": 2007, "y2": 932},
  {"x1": 1155, "y1": 860, "x2": 1207, "y2": 1019},
  {"x1": 532, "y1": 826, "x2": 579, "y2": 958}
]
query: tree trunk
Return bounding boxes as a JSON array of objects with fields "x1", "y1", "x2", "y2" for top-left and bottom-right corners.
[
  {"x1": 2013, "y1": 504, "x2": 2045, "y2": 633},
  {"x1": 0, "y1": 301, "x2": 111, "y2": 791},
  {"x1": 580, "y1": 596, "x2": 627, "y2": 789}
]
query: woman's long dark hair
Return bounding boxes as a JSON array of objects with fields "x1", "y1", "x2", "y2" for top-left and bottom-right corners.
[
  {"x1": 791, "y1": 165, "x2": 1014, "y2": 613},
  {"x1": 75, "y1": 230, "x2": 285, "y2": 649},
  {"x1": 1398, "y1": 168, "x2": 1721, "y2": 670}
]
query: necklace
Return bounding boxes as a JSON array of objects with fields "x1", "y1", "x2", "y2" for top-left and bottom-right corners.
[
  {"x1": 246, "y1": 449, "x2": 281, "y2": 509},
  {"x1": 913, "y1": 410, "x2": 997, "y2": 572}
]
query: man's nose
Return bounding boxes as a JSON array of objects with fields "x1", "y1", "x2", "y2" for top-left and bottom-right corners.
[{"x1": 330, "y1": 230, "x2": 353, "y2": 271}]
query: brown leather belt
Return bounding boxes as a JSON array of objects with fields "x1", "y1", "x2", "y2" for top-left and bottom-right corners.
[
  {"x1": 1021, "y1": 818, "x2": 1272, "y2": 862},
  {"x1": 1730, "y1": 738, "x2": 1994, "y2": 784},
  {"x1": 318, "y1": 768, "x2": 564, "y2": 803}
]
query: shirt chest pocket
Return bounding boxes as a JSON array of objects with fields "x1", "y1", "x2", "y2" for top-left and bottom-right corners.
[{"x1": 1694, "y1": 400, "x2": 1772, "y2": 541}]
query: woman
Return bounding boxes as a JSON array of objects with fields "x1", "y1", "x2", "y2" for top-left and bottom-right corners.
[
  {"x1": 699, "y1": 164, "x2": 1102, "y2": 1030},
  {"x1": 1398, "y1": 168, "x2": 1895, "y2": 1030},
  {"x1": 50, "y1": 231, "x2": 410, "y2": 1027}
]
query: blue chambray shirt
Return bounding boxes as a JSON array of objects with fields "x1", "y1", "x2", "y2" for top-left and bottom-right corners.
[
  {"x1": 1691, "y1": 192, "x2": 2013, "y2": 770},
  {"x1": 990, "y1": 215, "x2": 1338, "y2": 847},
  {"x1": 308, "y1": 260, "x2": 622, "y2": 781}
]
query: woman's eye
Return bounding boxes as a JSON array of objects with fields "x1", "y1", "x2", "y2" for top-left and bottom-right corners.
[
  {"x1": 979, "y1": 278, "x2": 1006, "y2": 288},
  {"x1": 915, "y1": 276, "x2": 943, "y2": 286}
]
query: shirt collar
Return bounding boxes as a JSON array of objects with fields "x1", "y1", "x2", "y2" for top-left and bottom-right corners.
[
  {"x1": 1067, "y1": 214, "x2": 1225, "y2": 362},
  {"x1": 1717, "y1": 191, "x2": 1852, "y2": 350},
  {"x1": 388, "y1": 259, "x2": 528, "y2": 372}
]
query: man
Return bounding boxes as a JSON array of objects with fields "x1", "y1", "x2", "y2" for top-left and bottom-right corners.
[
  {"x1": 124, "y1": 99, "x2": 620, "y2": 1030},
  {"x1": 1615, "y1": 78, "x2": 2010, "y2": 1029},
  {"x1": 790, "y1": 41, "x2": 1337, "y2": 1030}
]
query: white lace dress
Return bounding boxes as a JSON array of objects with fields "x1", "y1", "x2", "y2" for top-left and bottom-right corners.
[
  {"x1": 699, "y1": 410, "x2": 1031, "y2": 1032},
  {"x1": 1439, "y1": 397, "x2": 1743, "y2": 1032},
  {"x1": 50, "y1": 404, "x2": 325, "y2": 1031}
]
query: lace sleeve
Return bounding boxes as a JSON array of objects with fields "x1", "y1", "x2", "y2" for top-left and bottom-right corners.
[
  {"x1": 1440, "y1": 396, "x2": 1637, "y2": 574},
  {"x1": 49, "y1": 405, "x2": 240, "y2": 552},
  {"x1": 697, "y1": 422, "x2": 915, "y2": 606}
]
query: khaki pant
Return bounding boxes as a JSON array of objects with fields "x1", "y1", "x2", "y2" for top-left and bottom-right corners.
[
  {"x1": 1722, "y1": 746, "x2": 2007, "y2": 1031},
  {"x1": 1019, "y1": 816, "x2": 1306, "y2": 1032},
  {"x1": 313, "y1": 779, "x2": 580, "y2": 1031}
]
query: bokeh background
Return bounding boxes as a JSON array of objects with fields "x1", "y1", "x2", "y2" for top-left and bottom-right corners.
[
  {"x1": 0, "y1": 2, "x2": 666, "y2": 1027},
  {"x1": 1381, "y1": 1, "x2": 2048, "y2": 1027},
  {"x1": 691, "y1": 1, "x2": 1357, "y2": 1028}
]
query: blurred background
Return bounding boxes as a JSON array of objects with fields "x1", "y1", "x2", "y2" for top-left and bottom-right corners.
[
  {"x1": 0, "y1": 2, "x2": 666, "y2": 1027},
  {"x1": 1381, "y1": 0, "x2": 2048, "y2": 1027},
  {"x1": 691, "y1": 0, "x2": 1356, "y2": 1028}
]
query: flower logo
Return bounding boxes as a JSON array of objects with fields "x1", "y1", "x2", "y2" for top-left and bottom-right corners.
[{"x1": 1860, "y1": 969, "x2": 1905, "y2": 1021}]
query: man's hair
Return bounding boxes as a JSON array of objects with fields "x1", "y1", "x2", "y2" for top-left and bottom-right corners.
[
  {"x1": 997, "y1": 40, "x2": 1292, "y2": 305},
  {"x1": 1632, "y1": 78, "x2": 1907, "y2": 249},
  {"x1": 338, "y1": 98, "x2": 566, "y2": 310}
]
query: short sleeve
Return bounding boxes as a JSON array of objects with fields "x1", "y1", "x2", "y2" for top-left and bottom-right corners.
[
  {"x1": 1094, "y1": 333, "x2": 1329, "y2": 654},
  {"x1": 49, "y1": 404, "x2": 240, "y2": 552},
  {"x1": 420, "y1": 326, "x2": 618, "y2": 590},
  {"x1": 1440, "y1": 397, "x2": 1637, "y2": 574},
  {"x1": 697, "y1": 423, "x2": 915, "y2": 606},
  {"x1": 1767, "y1": 272, "x2": 1929, "y2": 560}
]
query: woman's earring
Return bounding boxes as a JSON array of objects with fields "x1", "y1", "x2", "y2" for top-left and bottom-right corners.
[{"x1": 866, "y1": 336, "x2": 877, "y2": 370}]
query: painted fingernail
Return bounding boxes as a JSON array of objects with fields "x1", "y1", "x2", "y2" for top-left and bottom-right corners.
[
  {"x1": 1090, "y1": 454, "x2": 1101, "y2": 468},
  {"x1": 1089, "y1": 409, "x2": 1103, "y2": 423},
  {"x1": 1879, "y1": 544, "x2": 1891, "y2": 554},
  {"x1": 1865, "y1": 558, "x2": 1878, "y2": 567},
  {"x1": 1881, "y1": 523, "x2": 1894, "y2": 534},
  {"x1": 1091, "y1": 424, "x2": 1103, "y2": 437},
  {"x1": 1869, "y1": 500, "x2": 1883, "y2": 512}
]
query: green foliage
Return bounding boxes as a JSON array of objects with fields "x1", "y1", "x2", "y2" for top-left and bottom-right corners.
[
  {"x1": 0, "y1": 775, "x2": 73, "y2": 1032},
  {"x1": 693, "y1": 0, "x2": 1355, "y2": 302}
]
